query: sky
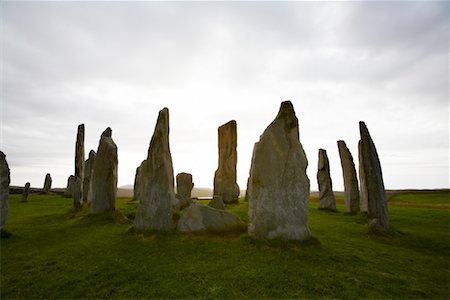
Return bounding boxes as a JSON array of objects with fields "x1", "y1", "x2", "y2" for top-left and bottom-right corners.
[{"x1": 1, "y1": 1, "x2": 449, "y2": 191}]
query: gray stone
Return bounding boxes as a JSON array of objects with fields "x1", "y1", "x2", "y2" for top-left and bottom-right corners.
[
  {"x1": 43, "y1": 173, "x2": 52, "y2": 194},
  {"x1": 176, "y1": 172, "x2": 194, "y2": 210},
  {"x1": 73, "y1": 124, "x2": 85, "y2": 210},
  {"x1": 134, "y1": 108, "x2": 177, "y2": 231},
  {"x1": 359, "y1": 121, "x2": 389, "y2": 230},
  {"x1": 64, "y1": 175, "x2": 76, "y2": 198},
  {"x1": 358, "y1": 140, "x2": 368, "y2": 212},
  {"x1": 72, "y1": 176, "x2": 83, "y2": 211},
  {"x1": 133, "y1": 161, "x2": 144, "y2": 201},
  {"x1": 89, "y1": 127, "x2": 118, "y2": 214},
  {"x1": 247, "y1": 101, "x2": 310, "y2": 241},
  {"x1": 83, "y1": 150, "x2": 96, "y2": 204},
  {"x1": 177, "y1": 202, "x2": 241, "y2": 233},
  {"x1": 317, "y1": 149, "x2": 337, "y2": 211},
  {"x1": 0, "y1": 151, "x2": 10, "y2": 231},
  {"x1": 21, "y1": 182, "x2": 31, "y2": 202},
  {"x1": 209, "y1": 195, "x2": 225, "y2": 210},
  {"x1": 337, "y1": 140, "x2": 360, "y2": 214},
  {"x1": 213, "y1": 120, "x2": 240, "y2": 204}
]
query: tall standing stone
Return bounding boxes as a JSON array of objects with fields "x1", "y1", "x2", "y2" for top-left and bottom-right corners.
[
  {"x1": 358, "y1": 140, "x2": 368, "y2": 212},
  {"x1": 176, "y1": 172, "x2": 194, "y2": 210},
  {"x1": 133, "y1": 161, "x2": 145, "y2": 201},
  {"x1": 0, "y1": 151, "x2": 10, "y2": 231},
  {"x1": 21, "y1": 182, "x2": 31, "y2": 203},
  {"x1": 134, "y1": 108, "x2": 177, "y2": 231},
  {"x1": 213, "y1": 120, "x2": 240, "y2": 204},
  {"x1": 359, "y1": 121, "x2": 389, "y2": 230},
  {"x1": 317, "y1": 149, "x2": 337, "y2": 211},
  {"x1": 83, "y1": 150, "x2": 96, "y2": 204},
  {"x1": 43, "y1": 173, "x2": 52, "y2": 194},
  {"x1": 337, "y1": 140, "x2": 360, "y2": 214},
  {"x1": 73, "y1": 124, "x2": 85, "y2": 210},
  {"x1": 247, "y1": 101, "x2": 310, "y2": 241},
  {"x1": 89, "y1": 128, "x2": 118, "y2": 213}
]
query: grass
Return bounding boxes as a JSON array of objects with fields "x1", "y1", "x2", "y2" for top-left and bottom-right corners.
[{"x1": 1, "y1": 191, "x2": 449, "y2": 299}]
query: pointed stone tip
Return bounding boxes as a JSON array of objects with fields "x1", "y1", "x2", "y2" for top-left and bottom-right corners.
[
  {"x1": 280, "y1": 100, "x2": 294, "y2": 112},
  {"x1": 101, "y1": 127, "x2": 112, "y2": 138}
]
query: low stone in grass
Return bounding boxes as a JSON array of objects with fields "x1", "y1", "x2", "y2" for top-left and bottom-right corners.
[
  {"x1": 208, "y1": 195, "x2": 225, "y2": 210},
  {"x1": 21, "y1": 182, "x2": 31, "y2": 202},
  {"x1": 0, "y1": 151, "x2": 10, "y2": 232},
  {"x1": 64, "y1": 175, "x2": 75, "y2": 198},
  {"x1": 176, "y1": 172, "x2": 194, "y2": 210},
  {"x1": 317, "y1": 149, "x2": 337, "y2": 211}
]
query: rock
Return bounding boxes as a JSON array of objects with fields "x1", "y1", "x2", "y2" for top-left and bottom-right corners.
[
  {"x1": 337, "y1": 140, "x2": 360, "y2": 214},
  {"x1": 176, "y1": 172, "x2": 194, "y2": 210},
  {"x1": 89, "y1": 127, "x2": 118, "y2": 213},
  {"x1": 21, "y1": 182, "x2": 31, "y2": 202},
  {"x1": 358, "y1": 140, "x2": 368, "y2": 212},
  {"x1": 64, "y1": 175, "x2": 76, "y2": 198},
  {"x1": 72, "y1": 176, "x2": 83, "y2": 211},
  {"x1": 0, "y1": 151, "x2": 10, "y2": 231},
  {"x1": 359, "y1": 121, "x2": 389, "y2": 230},
  {"x1": 42, "y1": 173, "x2": 52, "y2": 194},
  {"x1": 134, "y1": 108, "x2": 177, "y2": 231},
  {"x1": 247, "y1": 101, "x2": 310, "y2": 241},
  {"x1": 177, "y1": 202, "x2": 241, "y2": 233},
  {"x1": 213, "y1": 120, "x2": 240, "y2": 204},
  {"x1": 317, "y1": 149, "x2": 337, "y2": 211},
  {"x1": 83, "y1": 150, "x2": 96, "y2": 204},
  {"x1": 133, "y1": 161, "x2": 144, "y2": 201},
  {"x1": 73, "y1": 124, "x2": 85, "y2": 210},
  {"x1": 209, "y1": 195, "x2": 225, "y2": 210}
]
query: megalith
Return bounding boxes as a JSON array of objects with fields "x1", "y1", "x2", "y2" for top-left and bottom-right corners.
[
  {"x1": 213, "y1": 120, "x2": 240, "y2": 204},
  {"x1": 358, "y1": 141, "x2": 368, "y2": 212},
  {"x1": 0, "y1": 151, "x2": 10, "y2": 231},
  {"x1": 317, "y1": 149, "x2": 336, "y2": 211},
  {"x1": 247, "y1": 101, "x2": 310, "y2": 241},
  {"x1": 209, "y1": 195, "x2": 225, "y2": 210},
  {"x1": 73, "y1": 124, "x2": 85, "y2": 210},
  {"x1": 133, "y1": 161, "x2": 144, "y2": 201},
  {"x1": 21, "y1": 182, "x2": 31, "y2": 202},
  {"x1": 89, "y1": 127, "x2": 118, "y2": 213},
  {"x1": 43, "y1": 173, "x2": 52, "y2": 194},
  {"x1": 337, "y1": 140, "x2": 360, "y2": 214},
  {"x1": 359, "y1": 121, "x2": 389, "y2": 230},
  {"x1": 64, "y1": 175, "x2": 75, "y2": 198},
  {"x1": 83, "y1": 150, "x2": 96, "y2": 204},
  {"x1": 176, "y1": 172, "x2": 194, "y2": 210},
  {"x1": 134, "y1": 108, "x2": 177, "y2": 231}
]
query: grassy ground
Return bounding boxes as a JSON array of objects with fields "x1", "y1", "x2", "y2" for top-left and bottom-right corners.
[{"x1": 1, "y1": 191, "x2": 449, "y2": 299}]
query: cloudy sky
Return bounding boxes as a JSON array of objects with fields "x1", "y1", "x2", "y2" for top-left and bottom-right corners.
[{"x1": 1, "y1": 1, "x2": 448, "y2": 191}]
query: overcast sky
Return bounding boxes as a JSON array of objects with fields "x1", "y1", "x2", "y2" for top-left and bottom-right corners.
[{"x1": 1, "y1": 1, "x2": 449, "y2": 191}]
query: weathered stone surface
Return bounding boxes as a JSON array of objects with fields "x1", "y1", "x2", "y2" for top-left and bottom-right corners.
[
  {"x1": 43, "y1": 173, "x2": 52, "y2": 194},
  {"x1": 337, "y1": 140, "x2": 360, "y2": 214},
  {"x1": 89, "y1": 128, "x2": 118, "y2": 214},
  {"x1": 317, "y1": 149, "x2": 336, "y2": 211},
  {"x1": 359, "y1": 121, "x2": 389, "y2": 230},
  {"x1": 134, "y1": 108, "x2": 177, "y2": 231},
  {"x1": 73, "y1": 124, "x2": 85, "y2": 210},
  {"x1": 72, "y1": 176, "x2": 83, "y2": 211},
  {"x1": 176, "y1": 173, "x2": 194, "y2": 210},
  {"x1": 64, "y1": 175, "x2": 76, "y2": 198},
  {"x1": 213, "y1": 120, "x2": 240, "y2": 204},
  {"x1": 133, "y1": 161, "x2": 144, "y2": 201},
  {"x1": 209, "y1": 195, "x2": 225, "y2": 210},
  {"x1": 21, "y1": 182, "x2": 31, "y2": 202},
  {"x1": 177, "y1": 202, "x2": 241, "y2": 233},
  {"x1": 83, "y1": 150, "x2": 96, "y2": 204},
  {"x1": 247, "y1": 101, "x2": 310, "y2": 241},
  {"x1": 0, "y1": 151, "x2": 10, "y2": 231},
  {"x1": 358, "y1": 140, "x2": 368, "y2": 212}
]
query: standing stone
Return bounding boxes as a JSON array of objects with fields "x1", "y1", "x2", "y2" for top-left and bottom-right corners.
[
  {"x1": 43, "y1": 173, "x2": 52, "y2": 194},
  {"x1": 176, "y1": 172, "x2": 194, "y2": 210},
  {"x1": 337, "y1": 140, "x2": 360, "y2": 214},
  {"x1": 83, "y1": 150, "x2": 96, "y2": 204},
  {"x1": 209, "y1": 195, "x2": 225, "y2": 210},
  {"x1": 358, "y1": 141, "x2": 368, "y2": 212},
  {"x1": 89, "y1": 127, "x2": 118, "y2": 213},
  {"x1": 359, "y1": 121, "x2": 389, "y2": 230},
  {"x1": 64, "y1": 175, "x2": 76, "y2": 198},
  {"x1": 213, "y1": 120, "x2": 240, "y2": 204},
  {"x1": 21, "y1": 182, "x2": 31, "y2": 202},
  {"x1": 73, "y1": 124, "x2": 85, "y2": 210},
  {"x1": 317, "y1": 149, "x2": 336, "y2": 211},
  {"x1": 247, "y1": 101, "x2": 310, "y2": 241},
  {"x1": 72, "y1": 176, "x2": 83, "y2": 211},
  {"x1": 0, "y1": 151, "x2": 10, "y2": 231},
  {"x1": 134, "y1": 108, "x2": 177, "y2": 231},
  {"x1": 133, "y1": 161, "x2": 145, "y2": 201}
]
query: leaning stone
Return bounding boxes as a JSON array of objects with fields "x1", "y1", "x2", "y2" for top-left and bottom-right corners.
[
  {"x1": 83, "y1": 150, "x2": 96, "y2": 204},
  {"x1": 247, "y1": 101, "x2": 310, "y2": 241},
  {"x1": 213, "y1": 120, "x2": 240, "y2": 204},
  {"x1": 134, "y1": 108, "x2": 177, "y2": 231},
  {"x1": 21, "y1": 182, "x2": 31, "y2": 202},
  {"x1": 133, "y1": 161, "x2": 145, "y2": 201},
  {"x1": 317, "y1": 149, "x2": 337, "y2": 211},
  {"x1": 208, "y1": 195, "x2": 225, "y2": 210},
  {"x1": 337, "y1": 140, "x2": 360, "y2": 214},
  {"x1": 64, "y1": 175, "x2": 76, "y2": 198},
  {"x1": 42, "y1": 173, "x2": 52, "y2": 194},
  {"x1": 89, "y1": 127, "x2": 118, "y2": 214},
  {"x1": 177, "y1": 203, "x2": 241, "y2": 233},
  {"x1": 176, "y1": 172, "x2": 194, "y2": 210},
  {"x1": 0, "y1": 151, "x2": 10, "y2": 231},
  {"x1": 359, "y1": 121, "x2": 389, "y2": 230}
]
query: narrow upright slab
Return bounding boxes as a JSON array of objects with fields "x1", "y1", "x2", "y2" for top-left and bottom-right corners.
[
  {"x1": 89, "y1": 128, "x2": 118, "y2": 213},
  {"x1": 213, "y1": 120, "x2": 240, "y2": 204},
  {"x1": 43, "y1": 173, "x2": 52, "y2": 194},
  {"x1": 359, "y1": 121, "x2": 389, "y2": 230},
  {"x1": 64, "y1": 175, "x2": 75, "y2": 198},
  {"x1": 21, "y1": 182, "x2": 31, "y2": 202},
  {"x1": 134, "y1": 108, "x2": 177, "y2": 231},
  {"x1": 83, "y1": 150, "x2": 96, "y2": 204},
  {"x1": 133, "y1": 161, "x2": 144, "y2": 201},
  {"x1": 337, "y1": 140, "x2": 360, "y2": 213},
  {"x1": 176, "y1": 172, "x2": 194, "y2": 210},
  {"x1": 73, "y1": 124, "x2": 85, "y2": 210},
  {"x1": 0, "y1": 151, "x2": 10, "y2": 231},
  {"x1": 247, "y1": 101, "x2": 310, "y2": 241},
  {"x1": 317, "y1": 149, "x2": 336, "y2": 211},
  {"x1": 358, "y1": 141, "x2": 368, "y2": 212}
]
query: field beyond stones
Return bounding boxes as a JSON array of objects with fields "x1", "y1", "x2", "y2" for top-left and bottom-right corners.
[{"x1": 1, "y1": 191, "x2": 449, "y2": 299}]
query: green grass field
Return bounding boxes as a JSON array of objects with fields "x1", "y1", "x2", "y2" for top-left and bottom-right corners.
[{"x1": 1, "y1": 191, "x2": 449, "y2": 299}]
